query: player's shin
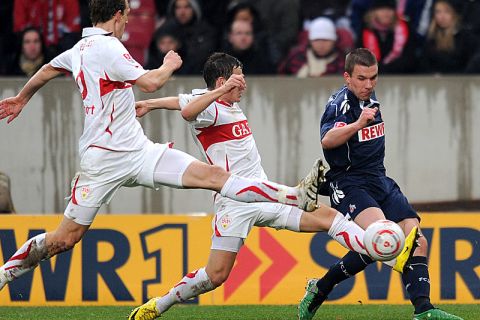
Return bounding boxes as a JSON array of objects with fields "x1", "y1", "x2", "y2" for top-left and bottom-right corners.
[
  {"x1": 327, "y1": 212, "x2": 368, "y2": 255},
  {"x1": 0, "y1": 233, "x2": 49, "y2": 289},
  {"x1": 220, "y1": 175, "x2": 299, "y2": 206},
  {"x1": 155, "y1": 267, "x2": 214, "y2": 314}
]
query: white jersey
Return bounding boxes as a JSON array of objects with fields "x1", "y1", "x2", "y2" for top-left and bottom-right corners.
[
  {"x1": 179, "y1": 88, "x2": 267, "y2": 187},
  {"x1": 50, "y1": 27, "x2": 149, "y2": 158}
]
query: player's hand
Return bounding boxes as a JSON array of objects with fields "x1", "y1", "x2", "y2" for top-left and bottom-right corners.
[
  {"x1": 135, "y1": 100, "x2": 150, "y2": 118},
  {"x1": 163, "y1": 50, "x2": 183, "y2": 72},
  {"x1": 221, "y1": 74, "x2": 246, "y2": 93},
  {"x1": 356, "y1": 107, "x2": 378, "y2": 128},
  {"x1": 0, "y1": 96, "x2": 26, "y2": 124}
]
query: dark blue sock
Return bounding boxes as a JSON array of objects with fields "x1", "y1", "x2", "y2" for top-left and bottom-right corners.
[
  {"x1": 401, "y1": 256, "x2": 434, "y2": 314},
  {"x1": 316, "y1": 251, "x2": 374, "y2": 295}
]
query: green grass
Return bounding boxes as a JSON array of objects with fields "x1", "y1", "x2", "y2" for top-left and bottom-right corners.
[{"x1": 0, "y1": 304, "x2": 477, "y2": 320}]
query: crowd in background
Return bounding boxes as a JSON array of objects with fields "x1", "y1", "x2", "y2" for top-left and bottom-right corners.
[{"x1": 1, "y1": 0, "x2": 480, "y2": 78}]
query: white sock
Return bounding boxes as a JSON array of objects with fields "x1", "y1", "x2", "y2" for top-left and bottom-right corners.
[
  {"x1": 328, "y1": 212, "x2": 368, "y2": 255},
  {"x1": 155, "y1": 267, "x2": 214, "y2": 313},
  {"x1": 1, "y1": 233, "x2": 48, "y2": 281},
  {"x1": 220, "y1": 175, "x2": 298, "y2": 206}
]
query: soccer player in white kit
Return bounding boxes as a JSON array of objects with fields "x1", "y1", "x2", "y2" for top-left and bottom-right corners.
[
  {"x1": 128, "y1": 53, "x2": 372, "y2": 320},
  {"x1": 0, "y1": 0, "x2": 321, "y2": 291}
]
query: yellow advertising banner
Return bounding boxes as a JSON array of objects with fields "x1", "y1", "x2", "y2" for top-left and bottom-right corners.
[{"x1": 0, "y1": 213, "x2": 478, "y2": 306}]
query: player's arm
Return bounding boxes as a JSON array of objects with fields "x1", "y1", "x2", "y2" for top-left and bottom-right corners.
[
  {"x1": 135, "y1": 50, "x2": 182, "y2": 93},
  {"x1": 322, "y1": 107, "x2": 378, "y2": 149},
  {"x1": 135, "y1": 97, "x2": 180, "y2": 118},
  {"x1": 0, "y1": 64, "x2": 64, "y2": 123},
  {"x1": 180, "y1": 74, "x2": 246, "y2": 121}
]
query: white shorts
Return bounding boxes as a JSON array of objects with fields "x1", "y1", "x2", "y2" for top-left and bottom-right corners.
[
  {"x1": 67, "y1": 141, "x2": 195, "y2": 208},
  {"x1": 211, "y1": 199, "x2": 303, "y2": 252}
]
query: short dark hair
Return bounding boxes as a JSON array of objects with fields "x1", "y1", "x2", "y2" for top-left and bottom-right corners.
[
  {"x1": 345, "y1": 48, "x2": 377, "y2": 75},
  {"x1": 89, "y1": 0, "x2": 127, "y2": 25},
  {"x1": 203, "y1": 53, "x2": 243, "y2": 90}
]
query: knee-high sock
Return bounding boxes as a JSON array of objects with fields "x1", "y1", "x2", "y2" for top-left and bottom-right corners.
[
  {"x1": 402, "y1": 256, "x2": 434, "y2": 314},
  {"x1": 155, "y1": 267, "x2": 214, "y2": 314},
  {"x1": 1, "y1": 233, "x2": 49, "y2": 281},
  {"x1": 220, "y1": 175, "x2": 298, "y2": 206},
  {"x1": 316, "y1": 251, "x2": 374, "y2": 295},
  {"x1": 327, "y1": 212, "x2": 368, "y2": 255}
]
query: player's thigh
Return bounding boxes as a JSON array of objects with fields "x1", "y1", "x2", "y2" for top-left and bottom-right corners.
[
  {"x1": 254, "y1": 202, "x2": 303, "y2": 232},
  {"x1": 182, "y1": 161, "x2": 229, "y2": 190},
  {"x1": 381, "y1": 181, "x2": 420, "y2": 223},
  {"x1": 335, "y1": 187, "x2": 384, "y2": 229},
  {"x1": 151, "y1": 148, "x2": 197, "y2": 188},
  {"x1": 299, "y1": 205, "x2": 338, "y2": 232}
]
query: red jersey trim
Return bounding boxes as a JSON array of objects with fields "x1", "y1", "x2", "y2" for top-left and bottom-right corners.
[
  {"x1": 99, "y1": 72, "x2": 132, "y2": 97},
  {"x1": 196, "y1": 119, "x2": 252, "y2": 151}
]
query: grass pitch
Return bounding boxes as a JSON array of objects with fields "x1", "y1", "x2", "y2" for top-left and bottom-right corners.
[{"x1": 0, "y1": 304, "x2": 477, "y2": 319}]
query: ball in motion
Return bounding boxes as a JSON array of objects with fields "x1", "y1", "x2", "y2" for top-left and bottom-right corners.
[{"x1": 363, "y1": 220, "x2": 405, "y2": 261}]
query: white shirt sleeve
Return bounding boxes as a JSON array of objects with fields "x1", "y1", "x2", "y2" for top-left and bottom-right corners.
[
  {"x1": 106, "y1": 39, "x2": 148, "y2": 83},
  {"x1": 50, "y1": 49, "x2": 73, "y2": 72},
  {"x1": 179, "y1": 92, "x2": 217, "y2": 128}
]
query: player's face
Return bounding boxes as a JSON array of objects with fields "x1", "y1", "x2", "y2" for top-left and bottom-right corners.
[
  {"x1": 114, "y1": 0, "x2": 130, "y2": 39},
  {"x1": 344, "y1": 64, "x2": 378, "y2": 101},
  {"x1": 223, "y1": 67, "x2": 245, "y2": 103}
]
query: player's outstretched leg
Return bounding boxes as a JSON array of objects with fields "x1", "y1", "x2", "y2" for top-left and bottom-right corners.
[
  {"x1": 129, "y1": 267, "x2": 215, "y2": 320},
  {"x1": 298, "y1": 227, "x2": 420, "y2": 319},
  {"x1": 0, "y1": 233, "x2": 49, "y2": 290}
]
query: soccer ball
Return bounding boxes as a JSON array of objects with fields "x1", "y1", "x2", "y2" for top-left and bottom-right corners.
[{"x1": 363, "y1": 220, "x2": 405, "y2": 261}]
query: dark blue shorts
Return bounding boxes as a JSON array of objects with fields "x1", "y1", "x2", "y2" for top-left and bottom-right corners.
[{"x1": 328, "y1": 175, "x2": 420, "y2": 223}]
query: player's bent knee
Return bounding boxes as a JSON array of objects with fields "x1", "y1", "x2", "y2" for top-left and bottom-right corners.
[
  {"x1": 209, "y1": 269, "x2": 230, "y2": 287},
  {"x1": 414, "y1": 235, "x2": 428, "y2": 256},
  {"x1": 205, "y1": 165, "x2": 229, "y2": 188}
]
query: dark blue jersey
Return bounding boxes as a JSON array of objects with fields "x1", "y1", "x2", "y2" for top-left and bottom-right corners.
[{"x1": 320, "y1": 86, "x2": 386, "y2": 180}]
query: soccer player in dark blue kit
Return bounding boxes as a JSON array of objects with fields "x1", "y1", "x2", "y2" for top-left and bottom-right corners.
[{"x1": 298, "y1": 48, "x2": 463, "y2": 320}]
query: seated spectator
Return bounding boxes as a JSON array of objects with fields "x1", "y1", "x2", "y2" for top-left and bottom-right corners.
[
  {"x1": 4, "y1": 27, "x2": 51, "y2": 77},
  {"x1": 222, "y1": 20, "x2": 275, "y2": 74},
  {"x1": 419, "y1": 0, "x2": 478, "y2": 74},
  {"x1": 163, "y1": 0, "x2": 217, "y2": 74},
  {"x1": 0, "y1": 172, "x2": 16, "y2": 214},
  {"x1": 225, "y1": 1, "x2": 277, "y2": 69},
  {"x1": 359, "y1": 0, "x2": 417, "y2": 73},
  {"x1": 13, "y1": 0, "x2": 81, "y2": 55},
  {"x1": 145, "y1": 25, "x2": 190, "y2": 73},
  {"x1": 278, "y1": 17, "x2": 345, "y2": 77}
]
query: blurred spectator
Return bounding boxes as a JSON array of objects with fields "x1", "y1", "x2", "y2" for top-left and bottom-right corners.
[
  {"x1": 13, "y1": 0, "x2": 81, "y2": 55},
  {"x1": 301, "y1": 0, "x2": 350, "y2": 22},
  {"x1": 0, "y1": 0, "x2": 16, "y2": 74},
  {"x1": 145, "y1": 25, "x2": 190, "y2": 73},
  {"x1": 419, "y1": 0, "x2": 478, "y2": 74},
  {"x1": 0, "y1": 172, "x2": 16, "y2": 214},
  {"x1": 4, "y1": 27, "x2": 51, "y2": 77},
  {"x1": 252, "y1": 0, "x2": 300, "y2": 65},
  {"x1": 278, "y1": 17, "x2": 346, "y2": 77},
  {"x1": 121, "y1": 0, "x2": 156, "y2": 65},
  {"x1": 359, "y1": 0, "x2": 416, "y2": 73},
  {"x1": 459, "y1": 0, "x2": 480, "y2": 35},
  {"x1": 201, "y1": 0, "x2": 230, "y2": 32},
  {"x1": 79, "y1": 0, "x2": 92, "y2": 29},
  {"x1": 163, "y1": 0, "x2": 217, "y2": 74},
  {"x1": 225, "y1": 1, "x2": 277, "y2": 69},
  {"x1": 222, "y1": 20, "x2": 275, "y2": 74}
]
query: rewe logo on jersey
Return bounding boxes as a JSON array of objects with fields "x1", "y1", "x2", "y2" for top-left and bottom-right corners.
[{"x1": 358, "y1": 122, "x2": 385, "y2": 142}]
